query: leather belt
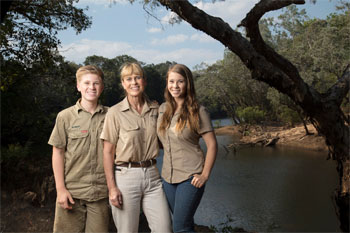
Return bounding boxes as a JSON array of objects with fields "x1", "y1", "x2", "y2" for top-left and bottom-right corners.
[{"x1": 117, "y1": 159, "x2": 157, "y2": 168}]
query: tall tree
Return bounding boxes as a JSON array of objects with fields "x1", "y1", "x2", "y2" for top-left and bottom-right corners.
[
  {"x1": 152, "y1": 0, "x2": 349, "y2": 231},
  {"x1": 0, "y1": 0, "x2": 91, "y2": 64}
]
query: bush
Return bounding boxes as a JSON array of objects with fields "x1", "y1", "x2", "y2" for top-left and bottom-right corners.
[
  {"x1": 236, "y1": 106, "x2": 266, "y2": 124},
  {"x1": 278, "y1": 106, "x2": 300, "y2": 127}
]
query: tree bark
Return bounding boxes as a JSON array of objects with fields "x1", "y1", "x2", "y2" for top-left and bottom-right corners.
[
  {"x1": 1, "y1": 0, "x2": 13, "y2": 23},
  {"x1": 157, "y1": 0, "x2": 350, "y2": 231}
]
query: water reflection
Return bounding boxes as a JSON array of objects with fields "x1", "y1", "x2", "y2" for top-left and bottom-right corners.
[{"x1": 194, "y1": 135, "x2": 339, "y2": 232}]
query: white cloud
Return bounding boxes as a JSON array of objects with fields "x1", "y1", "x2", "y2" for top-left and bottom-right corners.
[
  {"x1": 190, "y1": 33, "x2": 216, "y2": 43},
  {"x1": 130, "y1": 48, "x2": 222, "y2": 68},
  {"x1": 161, "y1": 12, "x2": 180, "y2": 24},
  {"x1": 75, "y1": 0, "x2": 128, "y2": 8},
  {"x1": 77, "y1": 0, "x2": 127, "y2": 5},
  {"x1": 151, "y1": 34, "x2": 188, "y2": 46},
  {"x1": 147, "y1": 27, "x2": 162, "y2": 33},
  {"x1": 161, "y1": 0, "x2": 259, "y2": 27},
  {"x1": 149, "y1": 48, "x2": 222, "y2": 67},
  {"x1": 59, "y1": 39, "x2": 222, "y2": 68},
  {"x1": 59, "y1": 39, "x2": 132, "y2": 63}
]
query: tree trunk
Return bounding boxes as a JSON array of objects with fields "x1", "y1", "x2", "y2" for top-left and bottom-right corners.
[
  {"x1": 335, "y1": 159, "x2": 350, "y2": 232},
  {"x1": 157, "y1": 0, "x2": 350, "y2": 231},
  {"x1": 0, "y1": 0, "x2": 13, "y2": 23}
]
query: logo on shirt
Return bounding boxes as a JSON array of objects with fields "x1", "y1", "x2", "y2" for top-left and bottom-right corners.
[
  {"x1": 81, "y1": 130, "x2": 88, "y2": 133},
  {"x1": 72, "y1": 125, "x2": 80, "y2": 128}
]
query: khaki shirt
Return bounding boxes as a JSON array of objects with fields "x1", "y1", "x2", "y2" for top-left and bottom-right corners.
[
  {"x1": 100, "y1": 97, "x2": 159, "y2": 164},
  {"x1": 48, "y1": 100, "x2": 108, "y2": 202},
  {"x1": 157, "y1": 103, "x2": 214, "y2": 183}
]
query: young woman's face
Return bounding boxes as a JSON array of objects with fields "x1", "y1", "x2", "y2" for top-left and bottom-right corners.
[
  {"x1": 167, "y1": 72, "x2": 186, "y2": 99},
  {"x1": 77, "y1": 73, "x2": 104, "y2": 103},
  {"x1": 122, "y1": 74, "x2": 146, "y2": 98}
]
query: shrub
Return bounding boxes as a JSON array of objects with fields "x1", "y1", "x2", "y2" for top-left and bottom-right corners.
[{"x1": 236, "y1": 106, "x2": 266, "y2": 124}]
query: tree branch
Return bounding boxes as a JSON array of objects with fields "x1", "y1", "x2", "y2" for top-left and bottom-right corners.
[
  {"x1": 157, "y1": 0, "x2": 316, "y2": 108},
  {"x1": 239, "y1": 0, "x2": 306, "y2": 84},
  {"x1": 239, "y1": 0, "x2": 305, "y2": 27},
  {"x1": 326, "y1": 65, "x2": 350, "y2": 106}
]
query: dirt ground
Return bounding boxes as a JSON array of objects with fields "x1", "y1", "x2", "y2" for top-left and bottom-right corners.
[{"x1": 215, "y1": 123, "x2": 328, "y2": 151}]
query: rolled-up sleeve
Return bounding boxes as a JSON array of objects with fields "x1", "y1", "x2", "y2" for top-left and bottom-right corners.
[
  {"x1": 48, "y1": 113, "x2": 67, "y2": 149},
  {"x1": 198, "y1": 106, "x2": 214, "y2": 135},
  {"x1": 100, "y1": 109, "x2": 119, "y2": 145}
]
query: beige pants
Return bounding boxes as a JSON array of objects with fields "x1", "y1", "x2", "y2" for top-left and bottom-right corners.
[
  {"x1": 111, "y1": 165, "x2": 172, "y2": 233},
  {"x1": 53, "y1": 197, "x2": 109, "y2": 233}
]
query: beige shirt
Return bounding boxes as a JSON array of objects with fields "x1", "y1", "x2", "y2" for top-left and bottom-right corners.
[
  {"x1": 100, "y1": 97, "x2": 159, "y2": 164},
  {"x1": 157, "y1": 103, "x2": 214, "y2": 183},
  {"x1": 48, "y1": 100, "x2": 108, "y2": 202}
]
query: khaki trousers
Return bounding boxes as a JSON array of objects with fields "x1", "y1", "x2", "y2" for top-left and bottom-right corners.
[
  {"x1": 111, "y1": 165, "x2": 172, "y2": 233},
  {"x1": 53, "y1": 197, "x2": 109, "y2": 233}
]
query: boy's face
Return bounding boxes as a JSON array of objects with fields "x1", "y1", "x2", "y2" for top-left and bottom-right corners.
[{"x1": 77, "y1": 73, "x2": 104, "y2": 103}]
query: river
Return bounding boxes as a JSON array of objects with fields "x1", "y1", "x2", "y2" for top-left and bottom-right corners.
[{"x1": 157, "y1": 132, "x2": 339, "y2": 232}]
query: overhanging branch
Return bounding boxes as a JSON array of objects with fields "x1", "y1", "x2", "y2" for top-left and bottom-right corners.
[
  {"x1": 326, "y1": 65, "x2": 350, "y2": 106},
  {"x1": 239, "y1": 0, "x2": 306, "y2": 84}
]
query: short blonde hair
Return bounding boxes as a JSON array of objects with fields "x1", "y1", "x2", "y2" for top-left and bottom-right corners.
[
  {"x1": 119, "y1": 62, "x2": 145, "y2": 82},
  {"x1": 76, "y1": 65, "x2": 104, "y2": 82}
]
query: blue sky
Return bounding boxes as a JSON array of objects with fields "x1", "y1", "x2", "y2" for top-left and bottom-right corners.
[{"x1": 58, "y1": 0, "x2": 340, "y2": 69}]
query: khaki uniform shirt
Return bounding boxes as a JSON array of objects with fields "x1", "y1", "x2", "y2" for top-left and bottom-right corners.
[
  {"x1": 100, "y1": 97, "x2": 159, "y2": 164},
  {"x1": 157, "y1": 103, "x2": 214, "y2": 183},
  {"x1": 48, "y1": 100, "x2": 108, "y2": 202}
]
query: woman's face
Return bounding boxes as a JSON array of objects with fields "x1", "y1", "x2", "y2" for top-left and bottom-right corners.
[
  {"x1": 122, "y1": 74, "x2": 146, "y2": 98},
  {"x1": 167, "y1": 72, "x2": 186, "y2": 100}
]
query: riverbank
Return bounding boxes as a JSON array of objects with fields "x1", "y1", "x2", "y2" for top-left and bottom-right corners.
[{"x1": 215, "y1": 123, "x2": 328, "y2": 151}]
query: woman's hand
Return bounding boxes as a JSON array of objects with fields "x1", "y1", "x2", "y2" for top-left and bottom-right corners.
[
  {"x1": 191, "y1": 174, "x2": 208, "y2": 188},
  {"x1": 109, "y1": 187, "x2": 123, "y2": 209}
]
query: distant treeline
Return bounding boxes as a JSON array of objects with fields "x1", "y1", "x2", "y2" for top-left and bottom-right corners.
[{"x1": 1, "y1": 5, "x2": 349, "y2": 162}]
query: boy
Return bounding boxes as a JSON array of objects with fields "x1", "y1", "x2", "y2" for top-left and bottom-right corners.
[{"x1": 48, "y1": 65, "x2": 109, "y2": 232}]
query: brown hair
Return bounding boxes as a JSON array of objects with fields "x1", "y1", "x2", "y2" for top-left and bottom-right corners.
[
  {"x1": 76, "y1": 65, "x2": 104, "y2": 82},
  {"x1": 158, "y1": 64, "x2": 200, "y2": 135}
]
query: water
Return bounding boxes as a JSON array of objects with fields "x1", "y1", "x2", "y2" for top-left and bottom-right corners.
[
  {"x1": 157, "y1": 135, "x2": 339, "y2": 232},
  {"x1": 212, "y1": 118, "x2": 234, "y2": 127}
]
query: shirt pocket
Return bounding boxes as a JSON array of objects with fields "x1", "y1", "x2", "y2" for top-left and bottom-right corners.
[
  {"x1": 120, "y1": 125, "x2": 140, "y2": 145},
  {"x1": 67, "y1": 131, "x2": 90, "y2": 156}
]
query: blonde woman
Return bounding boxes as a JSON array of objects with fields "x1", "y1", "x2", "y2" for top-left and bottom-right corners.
[
  {"x1": 158, "y1": 64, "x2": 218, "y2": 232},
  {"x1": 101, "y1": 62, "x2": 172, "y2": 233}
]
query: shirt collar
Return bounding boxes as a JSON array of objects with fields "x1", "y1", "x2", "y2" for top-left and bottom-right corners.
[
  {"x1": 120, "y1": 97, "x2": 130, "y2": 112},
  {"x1": 120, "y1": 96, "x2": 158, "y2": 114},
  {"x1": 74, "y1": 99, "x2": 105, "y2": 114}
]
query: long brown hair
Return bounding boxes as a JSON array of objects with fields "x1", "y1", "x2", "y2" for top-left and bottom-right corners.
[{"x1": 158, "y1": 64, "x2": 200, "y2": 135}]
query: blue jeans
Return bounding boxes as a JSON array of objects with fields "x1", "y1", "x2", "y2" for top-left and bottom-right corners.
[{"x1": 162, "y1": 177, "x2": 205, "y2": 232}]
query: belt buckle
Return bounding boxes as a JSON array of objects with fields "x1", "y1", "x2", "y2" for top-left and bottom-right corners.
[{"x1": 139, "y1": 161, "x2": 145, "y2": 167}]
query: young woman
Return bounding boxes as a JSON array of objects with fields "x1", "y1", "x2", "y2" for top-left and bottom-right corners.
[
  {"x1": 157, "y1": 64, "x2": 218, "y2": 232},
  {"x1": 101, "y1": 62, "x2": 172, "y2": 233}
]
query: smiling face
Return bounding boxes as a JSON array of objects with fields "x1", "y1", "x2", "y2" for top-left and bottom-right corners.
[
  {"x1": 122, "y1": 74, "x2": 146, "y2": 98},
  {"x1": 167, "y1": 71, "x2": 186, "y2": 100},
  {"x1": 77, "y1": 73, "x2": 104, "y2": 104}
]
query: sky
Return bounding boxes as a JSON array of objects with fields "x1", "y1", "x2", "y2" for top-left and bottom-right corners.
[{"x1": 57, "y1": 0, "x2": 340, "y2": 69}]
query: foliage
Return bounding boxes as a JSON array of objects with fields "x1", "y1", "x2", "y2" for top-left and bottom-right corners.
[
  {"x1": 0, "y1": 0, "x2": 91, "y2": 65},
  {"x1": 279, "y1": 106, "x2": 300, "y2": 127},
  {"x1": 236, "y1": 106, "x2": 266, "y2": 125},
  {"x1": 275, "y1": 5, "x2": 349, "y2": 92},
  {"x1": 1, "y1": 53, "x2": 173, "y2": 152},
  {"x1": 83, "y1": 55, "x2": 173, "y2": 106},
  {"x1": 266, "y1": 87, "x2": 302, "y2": 127},
  {"x1": 1, "y1": 55, "x2": 79, "y2": 147},
  {"x1": 195, "y1": 51, "x2": 271, "y2": 123}
]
